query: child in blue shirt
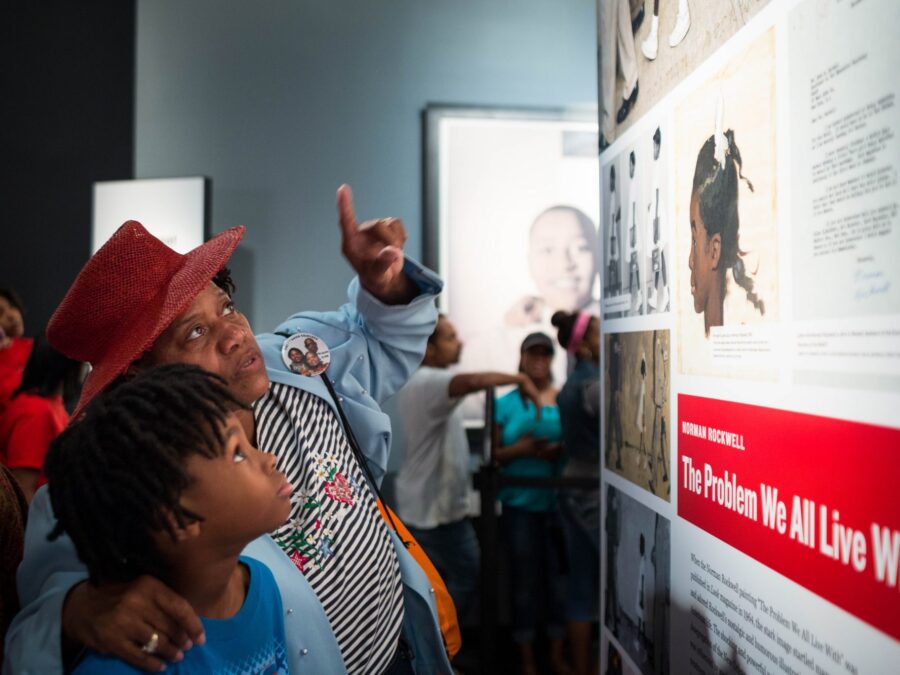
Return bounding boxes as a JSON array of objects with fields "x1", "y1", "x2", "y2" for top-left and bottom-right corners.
[{"x1": 44, "y1": 364, "x2": 293, "y2": 674}]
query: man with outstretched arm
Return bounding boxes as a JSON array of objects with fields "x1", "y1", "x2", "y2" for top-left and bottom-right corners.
[{"x1": 394, "y1": 314, "x2": 542, "y2": 623}]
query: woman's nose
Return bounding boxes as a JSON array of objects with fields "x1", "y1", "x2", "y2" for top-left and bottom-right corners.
[{"x1": 218, "y1": 322, "x2": 246, "y2": 353}]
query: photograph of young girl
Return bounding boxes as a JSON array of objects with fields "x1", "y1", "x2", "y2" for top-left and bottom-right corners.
[{"x1": 674, "y1": 27, "x2": 778, "y2": 378}]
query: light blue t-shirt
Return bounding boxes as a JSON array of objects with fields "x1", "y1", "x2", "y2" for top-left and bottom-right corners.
[
  {"x1": 494, "y1": 389, "x2": 563, "y2": 512},
  {"x1": 73, "y1": 556, "x2": 289, "y2": 675}
]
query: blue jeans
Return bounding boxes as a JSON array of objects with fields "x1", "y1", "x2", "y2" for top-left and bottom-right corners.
[
  {"x1": 407, "y1": 519, "x2": 480, "y2": 623},
  {"x1": 560, "y1": 496, "x2": 599, "y2": 622},
  {"x1": 502, "y1": 505, "x2": 567, "y2": 644}
]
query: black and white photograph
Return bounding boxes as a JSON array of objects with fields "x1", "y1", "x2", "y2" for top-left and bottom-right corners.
[
  {"x1": 604, "y1": 484, "x2": 670, "y2": 675},
  {"x1": 601, "y1": 121, "x2": 670, "y2": 320},
  {"x1": 600, "y1": 0, "x2": 774, "y2": 146}
]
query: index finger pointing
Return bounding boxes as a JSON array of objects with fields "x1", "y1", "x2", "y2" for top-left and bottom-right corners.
[{"x1": 337, "y1": 184, "x2": 357, "y2": 238}]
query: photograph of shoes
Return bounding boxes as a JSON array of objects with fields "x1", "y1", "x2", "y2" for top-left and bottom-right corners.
[
  {"x1": 668, "y1": 3, "x2": 691, "y2": 47},
  {"x1": 640, "y1": 0, "x2": 691, "y2": 61},
  {"x1": 631, "y1": 3, "x2": 645, "y2": 33},
  {"x1": 641, "y1": 17, "x2": 659, "y2": 61},
  {"x1": 601, "y1": 0, "x2": 769, "y2": 148},
  {"x1": 617, "y1": 82, "x2": 639, "y2": 125}
]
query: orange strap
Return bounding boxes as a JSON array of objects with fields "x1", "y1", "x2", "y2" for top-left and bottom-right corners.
[{"x1": 376, "y1": 500, "x2": 462, "y2": 659}]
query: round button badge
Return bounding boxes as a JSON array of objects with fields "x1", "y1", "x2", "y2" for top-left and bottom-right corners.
[{"x1": 282, "y1": 332, "x2": 331, "y2": 377}]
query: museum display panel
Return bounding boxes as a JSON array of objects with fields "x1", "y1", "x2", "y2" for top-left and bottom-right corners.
[{"x1": 598, "y1": 0, "x2": 900, "y2": 673}]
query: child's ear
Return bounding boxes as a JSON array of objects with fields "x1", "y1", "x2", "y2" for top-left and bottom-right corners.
[{"x1": 162, "y1": 511, "x2": 202, "y2": 542}]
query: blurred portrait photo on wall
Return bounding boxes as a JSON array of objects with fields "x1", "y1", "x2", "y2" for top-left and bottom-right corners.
[{"x1": 424, "y1": 106, "x2": 600, "y2": 420}]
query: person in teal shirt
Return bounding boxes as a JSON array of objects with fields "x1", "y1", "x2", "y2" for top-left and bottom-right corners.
[{"x1": 494, "y1": 332, "x2": 571, "y2": 675}]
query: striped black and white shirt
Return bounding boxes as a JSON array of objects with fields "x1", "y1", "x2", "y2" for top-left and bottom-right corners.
[{"x1": 255, "y1": 382, "x2": 404, "y2": 675}]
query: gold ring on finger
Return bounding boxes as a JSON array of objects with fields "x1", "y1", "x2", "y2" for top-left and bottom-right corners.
[{"x1": 141, "y1": 631, "x2": 159, "y2": 654}]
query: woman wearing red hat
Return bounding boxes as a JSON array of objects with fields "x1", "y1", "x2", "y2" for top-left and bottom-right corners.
[{"x1": 5, "y1": 185, "x2": 451, "y2": 675}]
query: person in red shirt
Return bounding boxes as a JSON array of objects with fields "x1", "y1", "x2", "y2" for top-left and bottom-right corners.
[
  {"x1": 0, "y1": 336, "x2": 82, "y2": 502},
  {"x1": 0, "y1": 289, "x2": 33, "y2": 413}
]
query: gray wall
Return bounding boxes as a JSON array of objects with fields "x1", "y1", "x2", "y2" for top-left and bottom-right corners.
[
  {"x1": 1, "y1": 2, "x2": 134, "y2": 336},
  {"x1": 135, "y1": 0, "x2": 597, "y2": 330}
]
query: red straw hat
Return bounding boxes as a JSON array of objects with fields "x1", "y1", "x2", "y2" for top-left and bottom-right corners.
[{"x1": 48, "y1": 221, "x2": 245, "y2": 417}]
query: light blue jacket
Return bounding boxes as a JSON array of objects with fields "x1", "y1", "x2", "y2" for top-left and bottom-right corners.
[{"x1": 4, "y1": 260, "x2": 452, "y2": 675}]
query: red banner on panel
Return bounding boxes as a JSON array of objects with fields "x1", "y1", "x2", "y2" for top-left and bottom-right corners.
[{"x1": 677, "y1": 394, "x2": 900, "y2": 641}]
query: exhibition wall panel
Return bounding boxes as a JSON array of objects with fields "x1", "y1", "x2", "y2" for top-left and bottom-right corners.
[{"x1": 598, "y1": 0, "x2": 900, "y2": 673}]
